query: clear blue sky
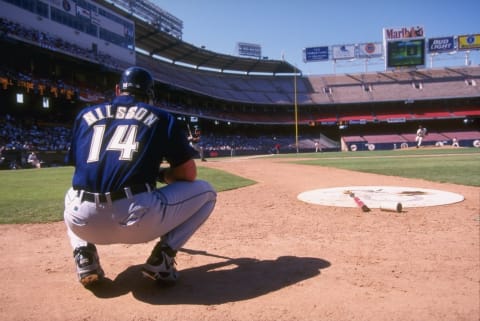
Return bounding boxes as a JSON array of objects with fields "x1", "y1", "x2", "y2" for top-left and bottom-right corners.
[{"x1": 153, "y1": 0, "x2": 480, "y2": 75}]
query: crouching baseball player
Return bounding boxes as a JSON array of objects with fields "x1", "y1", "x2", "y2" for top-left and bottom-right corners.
[{"x1": 63, "y1": 67, "x2": 217, "y2": 287}]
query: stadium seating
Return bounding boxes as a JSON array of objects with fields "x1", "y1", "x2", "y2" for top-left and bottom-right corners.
[
  {"x1": 441, "y1": 130, "x2": 480, "y2": 140},
  {"x1": 450, "y1": 105, "x2": 480, "y2": 117},
  {"x1": 341, "y1": 129, "x2": 480, "y2": 151},
  {"x1": 362, "y1": 134, "x2": 407, "y2": 144},
  {"x1": 1, "y1": 14, "x2": 479, "y2": 158}
]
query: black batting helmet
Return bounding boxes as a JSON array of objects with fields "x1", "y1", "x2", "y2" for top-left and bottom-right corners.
[{"x1": 119, "y1": 66, "x2": 155, "y2": 100}]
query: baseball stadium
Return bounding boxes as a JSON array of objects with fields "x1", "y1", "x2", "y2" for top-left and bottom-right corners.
[{"x1": 0, "y1": 1, "x2": 479, "y2": 320}]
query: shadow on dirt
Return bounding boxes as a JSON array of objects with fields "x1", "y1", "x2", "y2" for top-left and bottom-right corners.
[{"x1": 87, "y1": 249, "x2": 331, "y2": 305}]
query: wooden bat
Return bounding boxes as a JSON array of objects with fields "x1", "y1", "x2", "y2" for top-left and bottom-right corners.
[
  {"x1": 344, "y1": 190, "x2": 370, "y2": 212},
  {"x1": 187, "y1": 123, "x2": 192, "y2": 137}
]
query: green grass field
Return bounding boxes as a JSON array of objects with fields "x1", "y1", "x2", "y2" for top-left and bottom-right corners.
[
  {"x1": 0, "y1": 148, "x2": 478, "y2": 224},
  {"x1": 0, "y1": 166, "x2": 255, "y2": 224},
  {"x1": 290, "y1": 148, "x2": 480, "y2": 187}
]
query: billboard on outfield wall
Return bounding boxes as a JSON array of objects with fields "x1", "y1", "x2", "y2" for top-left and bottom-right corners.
[
  {"x1": 357, "y1": 42, "x2": 383, "y2": 58},
  {"x1": 384, "y1": 25, "x2": 425, "y2": 69},
  {"x1": 303, "y1": 46, "x2": 329, "y2": 62},
  {"x1": 383, "y1": 25, "x2": 425, "y2": 41},
  {"x1": 236, "y1": 42, "x2": 262, "y2": 58},
  {"x1": 386, "y1": 38, "x2": 425, "y2": 68},
  {"x1": 457, "y1": 34, "x2": 480, "y2": 50},
  {"x1": 332, "y1": 44, "x2": 355, "y2": 60},
  {"x1": 428, "y1": 36, "x2": 455, "y2": 53}
]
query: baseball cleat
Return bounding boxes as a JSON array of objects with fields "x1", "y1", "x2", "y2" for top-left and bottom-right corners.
[
  {"x1": 142, "y1": 242, "x2": 178, "y2": 284},
  {"x1": 73, "y1": 244, "x2": 104, "y2": 286}
]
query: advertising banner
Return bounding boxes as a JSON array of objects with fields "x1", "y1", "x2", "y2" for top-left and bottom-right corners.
[
  {"x1": 384, "y1": 26, "x2": 425, "y2": 40},
  {"x1": 303, "y1": 46, "x2": 329, "y2": 62},
  {"x1": 428, "y1": 37, "x2": 455, "y2": 52},
  {"x1": 457, "y1": 34, "x2": 480, "y2": 50},
  {"x1": 237, "y1": 42, "x2": 262, "y2": 58},
  {"x1": 332, "y1": 44, "x2": 355, "y2": 60},
  {"x1": 357, "y1": 42, "x2": 383, "y2": 58}
]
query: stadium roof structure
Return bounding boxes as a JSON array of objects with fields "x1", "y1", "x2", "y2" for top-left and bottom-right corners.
[
  {"x1": 104, "y1": 0, "x2": 183, "y2": 39},
  {"x1": 134, "y1": 19, "x2": 300, "y2": 75},
  {"x1": 99, "y1": 1, "x2": 299, "y2": 75}
]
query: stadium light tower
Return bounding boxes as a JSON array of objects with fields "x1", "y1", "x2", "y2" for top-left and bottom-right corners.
[
  {"x1": 294, "y1": 65, "x2": 299, "y2": 154},
  {"x1": 429, "y1": 52, "x2": 438, "y2": 68},
  {"x1": 464, "y1": 50, "x2": 471, "y2": 66}
]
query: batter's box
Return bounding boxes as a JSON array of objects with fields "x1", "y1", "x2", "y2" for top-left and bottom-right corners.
[{"x1": 297, "y1": 186, "x2": 464, "y2": 208}]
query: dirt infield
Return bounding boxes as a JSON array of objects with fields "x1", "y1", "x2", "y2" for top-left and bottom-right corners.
[{"x1": 1, "y1": 157, "x2": 479, "y2": 321}]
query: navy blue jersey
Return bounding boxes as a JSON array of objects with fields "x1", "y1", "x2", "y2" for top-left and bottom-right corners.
[{"x1": 67, "y1": 95, "x2": 196, "y2": 193}]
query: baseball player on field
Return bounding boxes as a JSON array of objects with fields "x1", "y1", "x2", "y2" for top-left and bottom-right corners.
[
  {"x1": 63, "y1": 66, "x2": 217, "y2": 287},
  {"x1": 188, "y1": 126, "x2": 206, "y2": 161},
  {"x1": 415, "y1": 125, "x2": 427, "y2": 148}
]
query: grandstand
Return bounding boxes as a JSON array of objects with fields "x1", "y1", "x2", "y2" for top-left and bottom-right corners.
[{"x1": 0, "y1": 0, "x2": 479, "y2": 164}]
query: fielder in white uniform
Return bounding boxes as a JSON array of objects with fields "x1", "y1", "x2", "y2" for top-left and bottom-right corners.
[{"x1": 415, "y1": 125, "x2": 427, "y2": 148}]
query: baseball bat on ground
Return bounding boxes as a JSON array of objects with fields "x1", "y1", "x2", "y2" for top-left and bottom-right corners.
[
  {"x1": 179, "y1": 248, "x2": 234, "y2": 260},
  {"x1": 344, "y1": 190, "x2": 371, "y2": 212}
]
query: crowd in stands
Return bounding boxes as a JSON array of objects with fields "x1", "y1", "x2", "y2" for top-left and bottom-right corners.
[
  {"x1": 0, "y1": 17, "x2": 126, "y2": 71},
  {"x1": 0, "y1": 111, "x2": 303, "y2": 158},
  {"x1": 0, "y1": 17, "x2": 116, "y2": 105},
  {"x1": 2, "y1": 108, "x2": 479, "y2": 170},
  {"x1": 0, "y1": 114, "x2": 70, "y2": 152},
  {"x1": 201, "y1": 133, "x2": 302, "y2": 155},
  {"x1": 0, "y1": 66, "x2": 77, "y2": 102},
  {"x1": 0, "y1": 113, "x2": 71, "y2": 169},
  {"x1": 0, "y1": 111, "x2": 325, "y2": 170}
]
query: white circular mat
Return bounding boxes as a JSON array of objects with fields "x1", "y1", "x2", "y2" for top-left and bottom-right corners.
[{"x1": 297, "y1": 186, "x2": 464, "y2": 208}]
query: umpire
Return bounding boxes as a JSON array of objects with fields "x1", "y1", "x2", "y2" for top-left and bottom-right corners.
[{"x1": 63, "y1": 66, "x2": 217, "y2": 287}]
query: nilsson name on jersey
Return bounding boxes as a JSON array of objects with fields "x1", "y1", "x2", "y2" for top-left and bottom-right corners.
[{"x1": 82, "y1": 105, "x2": 159, "y2": 127}]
